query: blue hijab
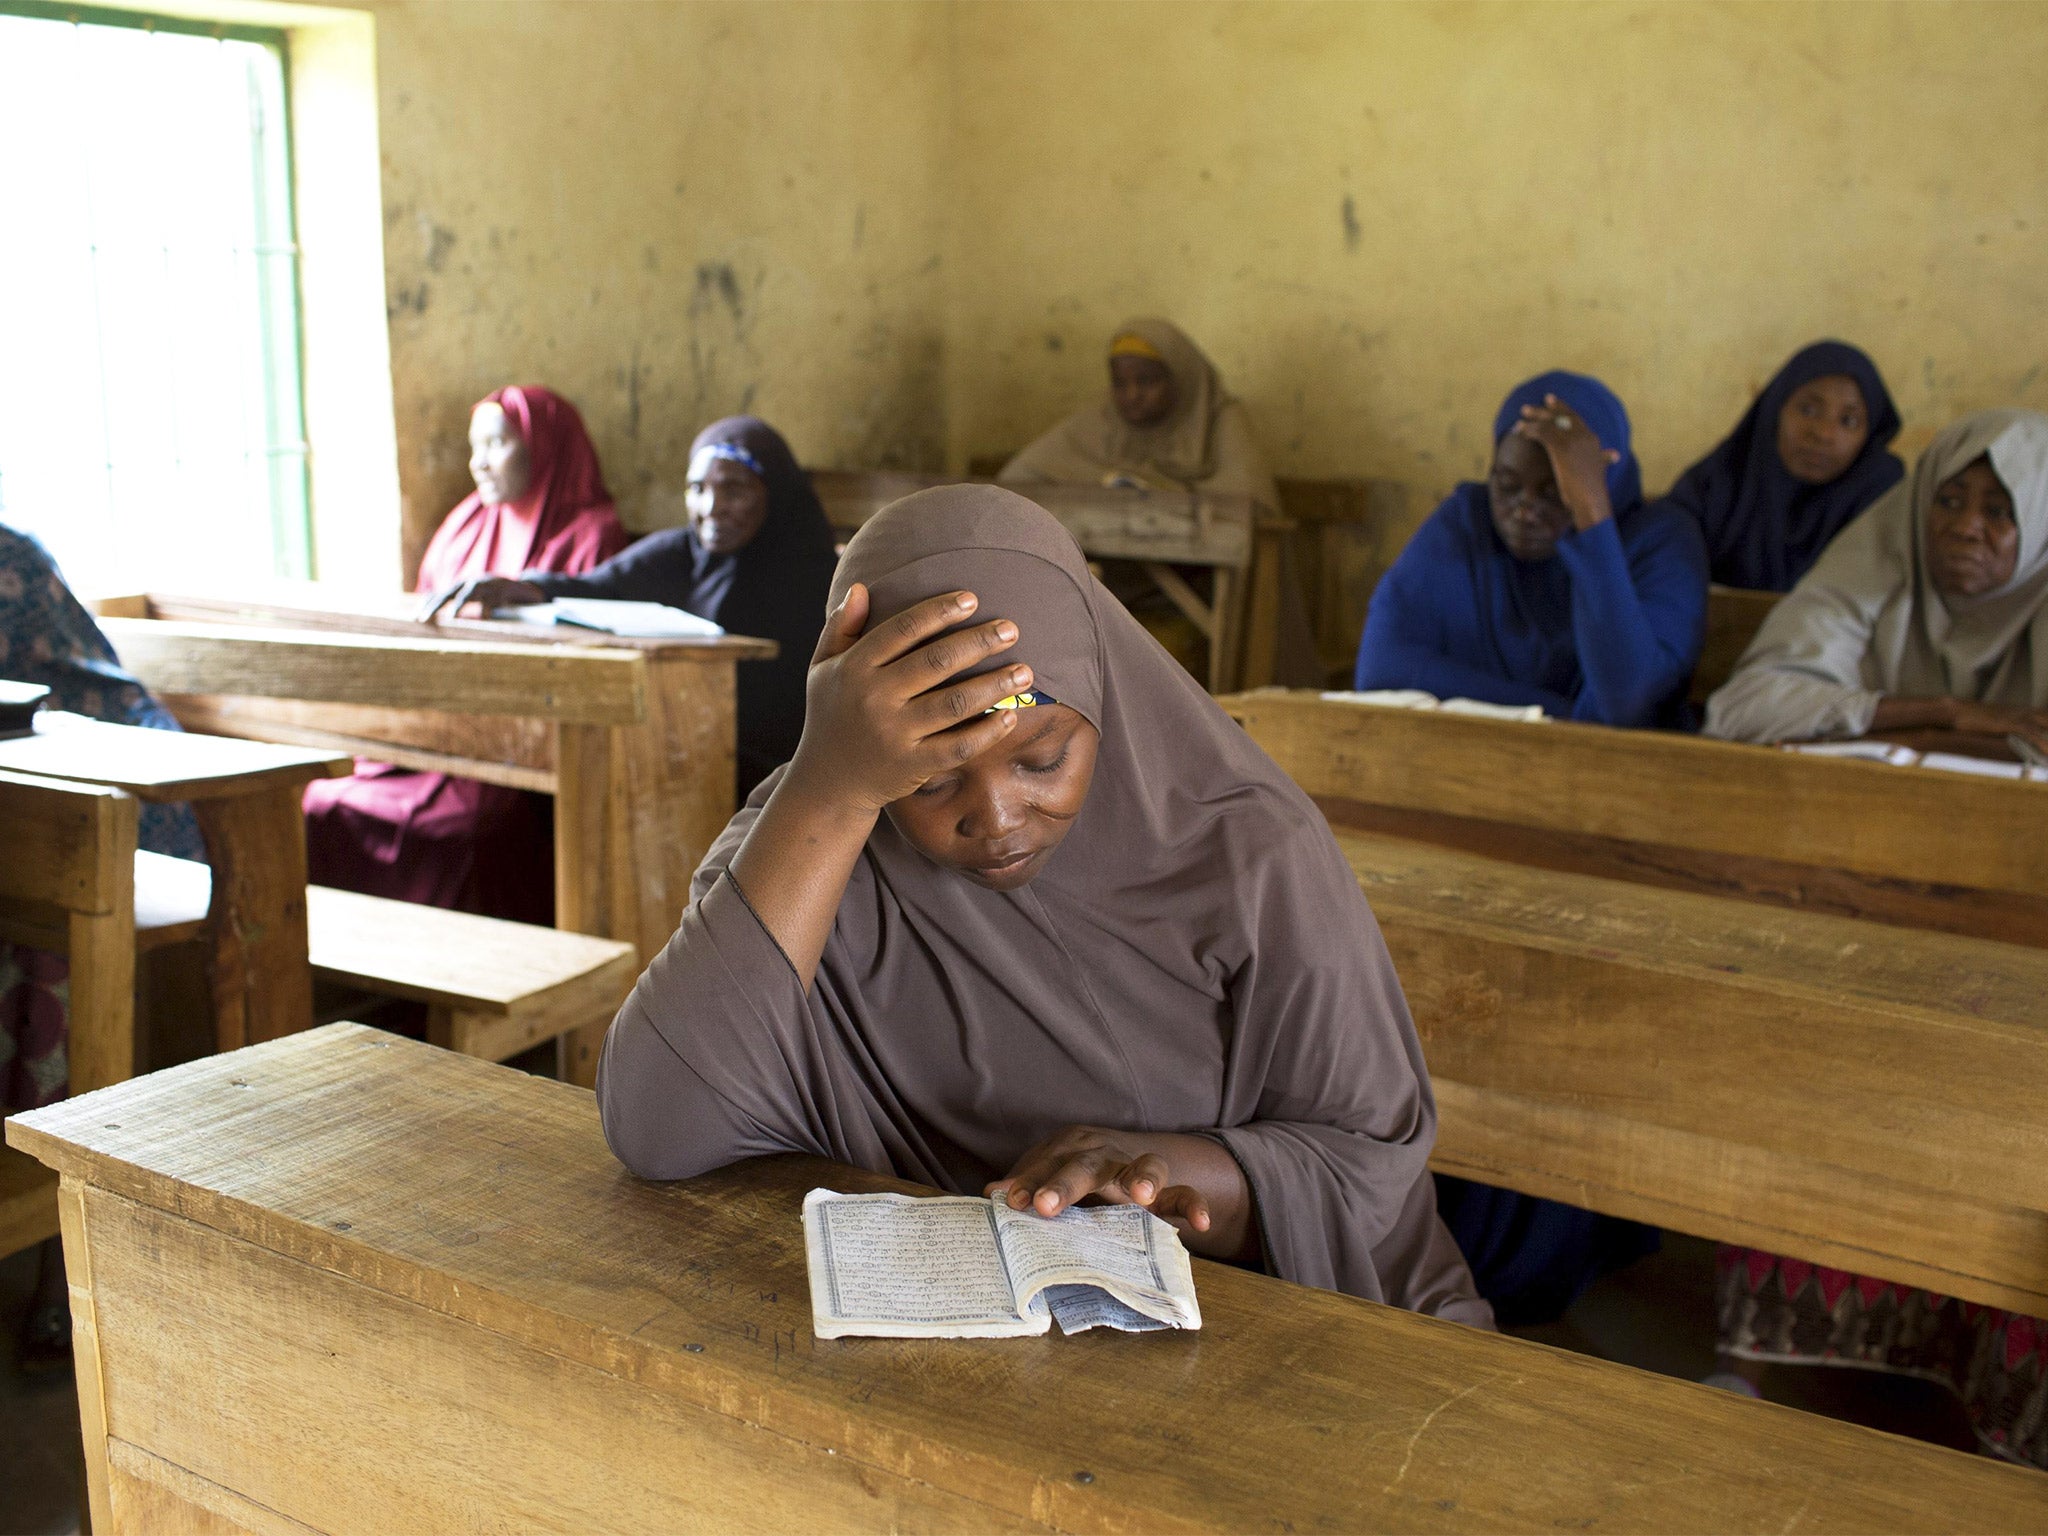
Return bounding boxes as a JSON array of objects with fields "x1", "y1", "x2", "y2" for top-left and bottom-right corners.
[
  {"x1": 1657, "y1": 341, "x2": 1903, "y2": 592},
  {"x1": 1452, "y1": 371, "x2": 1649, "y2": 709}
]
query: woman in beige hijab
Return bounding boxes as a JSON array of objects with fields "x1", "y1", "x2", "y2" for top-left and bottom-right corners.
[
  {"x1": 1706, "y1": 409, "x2": 2048, "y2": 754},
  {"x1": 1001, "y1": 318, "x2": 1282, "y2": 512},
  {"x1": 1001, "y1": 319, "x2": 1318, "y2": 685}
]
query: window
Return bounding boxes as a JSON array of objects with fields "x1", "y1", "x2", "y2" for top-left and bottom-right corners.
[{"x1": 0, "y1": 3, "x2": 311, "y2": 596}]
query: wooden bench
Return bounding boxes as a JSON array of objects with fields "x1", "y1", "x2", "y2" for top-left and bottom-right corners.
[
  {"x1": 810, "y1": 469, "x2": 1267, "y2": 691},
  {"x1": 91, "y1": 591, "x2": 774, "y2": 1086},
  {"x1": 1337, "y1": 825, "x2": 2048, "y2": 1315},
  {"x1": 13, "y1": 1024, "x2": 2045, "y2": 1534},
  {"x1": 1224, "y1": 688, "x2": 2048, "y2": 946},
  {"x1": 0, "y1": 769, "x2": 138, "y2": 1259},
  {"x1": 304, "y1": 885, "x2": 638, "y2": 1064}
]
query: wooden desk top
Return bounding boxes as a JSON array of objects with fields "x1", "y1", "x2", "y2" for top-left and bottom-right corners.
[
  {"x1": 12, "y1": 1024, "x2": 2044, "y2": 1533},
  {"x1": 102, "y1": 585, "x2": 778, "y2": 662},
  {"x1": 0, "y1": 713, "x2": 349, "y2": 801}
]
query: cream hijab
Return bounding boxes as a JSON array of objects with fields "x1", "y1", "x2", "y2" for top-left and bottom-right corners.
[
  {"x1": 1706, "y1": 410, "x2": 2048, "y2": 742},
  {"x1": 1000, "y1": 318, "x2": 1277, "y2": 509}
]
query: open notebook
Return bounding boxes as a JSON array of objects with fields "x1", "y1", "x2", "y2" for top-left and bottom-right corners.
[
  {"x1": 802, "y1": 1190, "x2": 1201, "y2": 1340},
  {"x1": 492, "y1": 597, "x2": 723, "y2": 638}
]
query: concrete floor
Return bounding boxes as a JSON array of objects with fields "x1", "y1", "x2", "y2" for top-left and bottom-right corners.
[{"x1": 0, "y1": 1230, "x2": 1992, "y2": 1533}]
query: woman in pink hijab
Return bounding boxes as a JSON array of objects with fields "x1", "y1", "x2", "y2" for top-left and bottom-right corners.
[{"x1": 303, "y1": 386, "x2": 630, "y2": 921}]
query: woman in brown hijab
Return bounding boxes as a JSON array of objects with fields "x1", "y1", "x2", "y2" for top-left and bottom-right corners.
[
  {"x1": 598, "y1": 484, "x2": 1487, "y2": 1322},
  {"x1": 1000, "y1": 318, "x2": 1318, "y2": 686}
]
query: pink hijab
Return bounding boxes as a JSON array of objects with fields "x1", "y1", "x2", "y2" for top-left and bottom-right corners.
[{"x1": 415, "y1": 385, "x2": 630, "y2": 591}]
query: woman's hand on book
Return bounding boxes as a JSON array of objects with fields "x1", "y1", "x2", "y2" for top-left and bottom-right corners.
[
  {"x1": 786, "y1": 582, "x2": 1031, "y2": 814},
  {"x1": 415, "y1": 576, "x2": 547, "y2": 623},
  {"x1": 987, "y1": 1124, "x2": 1258, "y2": 1263}
]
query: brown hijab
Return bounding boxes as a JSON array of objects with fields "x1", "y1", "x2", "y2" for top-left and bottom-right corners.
[
  {"x1": 598, "y1": 484, "x2": 1483, "y2": 1323},
  {"x1": 999, "y1": 318, "x2": 1282, "y2": 513}
]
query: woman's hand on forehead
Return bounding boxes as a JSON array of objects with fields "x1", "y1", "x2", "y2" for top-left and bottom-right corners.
[{"x1": 785, "y1": 583, "x2": 1032, "y2": 814}]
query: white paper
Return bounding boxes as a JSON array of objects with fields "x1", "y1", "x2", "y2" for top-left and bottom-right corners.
[
  {"x1": 493, "y1": 597, "x2": 723, "y2": 638},
  {"x1": 803, "y1": 1191, "x2": 1040, "y2": 1339},
  {"x1": 1318, "y1": 689, "x2": 1547, "y2": 723},
  {"x1": 1784, "y1": 740, "x2": 1922, "y2": 766},
  {"x1": 802, "y1": 1190, "x2": 1200, "y2": 1340},
  {"x1": 1918, "y1": 752, "x2": 2028, "y2": 779}
]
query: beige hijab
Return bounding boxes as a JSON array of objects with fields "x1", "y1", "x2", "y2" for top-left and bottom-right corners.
[
  {"x1": 1705, "y1": 410, "x2": 2048, "y2": 742},
  {"x1": 1000, "y1": 318, "x2": 1279, "y2": 512}
]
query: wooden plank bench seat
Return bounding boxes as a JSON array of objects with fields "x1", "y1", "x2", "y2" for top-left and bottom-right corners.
[
  {"x1": 13, "y1": 1024, "x2": 2047, "y2": 1534},
  {"x1": 1334, "y1": 824, "x2": 2048, "y2": 1315},
  {"x1": 304, "y1": 886, "x2": 639, "y2": 1064}
]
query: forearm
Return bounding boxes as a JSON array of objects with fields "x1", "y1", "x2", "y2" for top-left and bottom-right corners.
[
  {"x1": 1561, "y1": 523, "x2": 1693, "y2": 725},
  {"x1": 727, "y1": 772, "x2": 876, "y2": 990},
  {"x1": 1869, "y1": 695, "x2": 1960, "y2": 733}
]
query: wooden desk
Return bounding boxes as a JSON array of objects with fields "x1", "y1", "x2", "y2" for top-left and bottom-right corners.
[
  {"x1": 0, "y1": 713, "x2": 347, "y2": 1052},
  {"x1": 11, "y1": 1024, "x2": 2043, "y2": 1535},
  {"x1": 94, "y1": 590, "x2": 776, "y2": 1086},
  {"x1": 1224, "y1": 689, "x2": 2048, "y2": 946},
  {"x1": 1337, "y1": 826, "x2": 2048, "y2": 1314},
  {"x1": 809, "y1": 469, "x2": 1277, "y2": 692}
]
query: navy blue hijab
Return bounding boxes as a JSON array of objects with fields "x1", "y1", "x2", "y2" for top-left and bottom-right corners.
[{"x1": 1658, "y1": 341, "x2": 1903, "y2": 592}]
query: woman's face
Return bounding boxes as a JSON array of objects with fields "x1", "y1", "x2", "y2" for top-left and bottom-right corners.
[
  {"x1": 1487, "y1": 430, "x2": 1573, "y2": 561},
  {"x1": 1110, "y1": 356, "x2": 1177, "y2": 429},
  {"x1": 1926, "y1": 455, "x2": 2021, "y2": 599},
  {"x1": 469, "y1": 402, "x2": 532, "y2": 506},
  {"x1": 885, "y1": 703, "x2": 1099, "y2": 892},
  {"x1": 687, "y1": 454, "x2": 770, "y2": 555},
  {"x1": 1776, "y1": 374, "x2": 1871, "y2": 485}
]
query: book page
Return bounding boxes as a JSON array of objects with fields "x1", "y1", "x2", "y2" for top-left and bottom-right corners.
[
  {"x1": 992, "y1": 1202, "x2": 1200, "y2": 1331},
  {"x1": 1042, "y1": 1283, "x2": 1175, "y2": 1335},
  {"x1": 802, "y1": 1190, "x2": 1046, "y2": 1339},
  {"x1": 492, "y1": 597, "x2": 725, "y2": 638}
]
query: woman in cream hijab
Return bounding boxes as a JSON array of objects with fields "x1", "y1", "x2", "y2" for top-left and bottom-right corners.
[
  {"x1": 1706, "y1": 409, "x2": 2048, "y2": 753},
  {"x1": 1001, "y1": 318, "x2": 1282, "y2": 512},
  {"x1": 1001, "y1": 319, "x2": 1318, "y2": 685}
]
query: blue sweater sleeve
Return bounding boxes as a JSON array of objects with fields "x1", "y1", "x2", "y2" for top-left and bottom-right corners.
[
  {"x1": 1554, "y1": 509, "x2": 1708, "y2": 726},
  {"x1": 1354, "y1": 513, "x2": 1575, "y2": 713},
  {"x1": 523, "y1": 527, "x2": 688, "y2": 604}
]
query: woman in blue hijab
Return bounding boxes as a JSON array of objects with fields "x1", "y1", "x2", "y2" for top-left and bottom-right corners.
[
  {"x1": 1354, "y1": 371, "x2": 1708, "y2": 729},
  {"x1": 1657, "y1": 341, "x2": 1903, "y2": 592}
]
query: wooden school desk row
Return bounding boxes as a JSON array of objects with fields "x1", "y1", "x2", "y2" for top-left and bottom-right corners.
[
  {"x1": 11, "y1": 1026, "x2": 2047, "y2": 1536},
  {"x1": 1221, "y1": 689, "x2": 2048, "y2": 1316}
]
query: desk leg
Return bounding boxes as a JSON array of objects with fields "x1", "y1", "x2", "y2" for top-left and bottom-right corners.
[
  {"x1": 556, "y1": 658, "x2": 736, "y2": 1089},
  {"x1": 193, "y1": 785, "x2": 313, "y2": 1053},
  {"x1": 58, "y1": 1178, "x2": 113, "y2": 1535},
  {"x1": 1239, "y1": 528, "x2": 1286, "y2": 690}
]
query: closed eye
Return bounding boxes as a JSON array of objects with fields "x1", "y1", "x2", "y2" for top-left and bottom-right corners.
[{"x1": 1021, "y1": 747, "x2": 1069, "y2": 776}]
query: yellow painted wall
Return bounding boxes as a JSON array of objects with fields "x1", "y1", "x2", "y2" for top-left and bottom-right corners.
[
  {"x1": 299, "y1": 0, "x2": 2048, "y2": 577},
  {"x1": 354, "y1": 0, "x2": 950, "y2": 575},
  {"x1": 944, "y1": 0, "x2": 2048, "y2": 532}
]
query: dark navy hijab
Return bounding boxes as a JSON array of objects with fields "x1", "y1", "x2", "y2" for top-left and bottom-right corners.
[{"x1": 1657, "y1": 341, "x2": 1902, "y2": 592}]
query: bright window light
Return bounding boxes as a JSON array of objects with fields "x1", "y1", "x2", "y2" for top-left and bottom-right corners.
[{"x1": 0, "y1": 6, "x2": 311, "y2": 596}]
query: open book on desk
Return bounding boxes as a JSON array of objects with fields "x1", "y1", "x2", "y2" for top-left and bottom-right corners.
[
  {"x1": 490, "y1": 597, "x2": 723, "y2": 638},
  {"x1": 802, "y1": 1189, "x2": 1201, "y2": 1340}
]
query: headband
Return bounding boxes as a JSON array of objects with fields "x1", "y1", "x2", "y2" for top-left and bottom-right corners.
[
  {"x1": 689, "y1": 441, "x2": 766, "y2": 481},
  {"x1": 1108, "y1": 333, "x2": 1165, "y2": 363}
]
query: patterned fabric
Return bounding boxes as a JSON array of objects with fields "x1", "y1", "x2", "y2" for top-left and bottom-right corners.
[
  {"x1": 1718, "y1": 1245, "x2": 2048, "y2": 1469},
  {"x1": 0, "y1": 522, "x2": 208, "y2": 1111},
  {"x1": 0, "y1": 523, "x2": 205, "y2": 859}
]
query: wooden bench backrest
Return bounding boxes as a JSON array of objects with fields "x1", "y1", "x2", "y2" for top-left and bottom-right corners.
[
  {"x1": 1692, "y1": 584, "x2": 1781, "y2": 704},
  {"x1": 1275, "y1": 475, "x2": 1409, "y2": 685},
  {"x1": 1224, "y1": 689, "x2": 2048, "y2": 945}
]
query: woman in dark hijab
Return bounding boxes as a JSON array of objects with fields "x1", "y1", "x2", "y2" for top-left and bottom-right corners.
[
  {"x1": 426, "y1": 416, "x2": 839, "y2": 796},
  {"x1": 1658, "y1": 341, "x2": 1904, "y2": 592},
  {"x1": 596, "y1": 485, "x2": 1489, "y2": 1324},
  {"x1": 1353, "y1": 370, "x2": 1708, "y2": 728}
]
